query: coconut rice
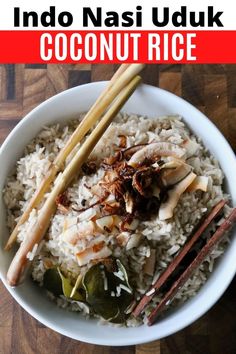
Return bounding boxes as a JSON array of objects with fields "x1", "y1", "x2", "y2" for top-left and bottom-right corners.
[{"x1": 3, "y1": 114, "x2": 231, "y2": 326}]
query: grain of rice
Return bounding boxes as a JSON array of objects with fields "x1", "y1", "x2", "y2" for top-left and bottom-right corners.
[
  {"x1": 120, "y1": 284, "x2": 132, "y2": 294},
  {"x1": 114, "y1": 270, "x2": 125, "y2": 281},
  {"x1": 146, "y1": 288, "x2": 155, "y2": 296}
]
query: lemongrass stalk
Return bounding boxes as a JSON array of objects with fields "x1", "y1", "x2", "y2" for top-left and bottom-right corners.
[
  {"x1": 5, "y1": 64, "x2": 127, "y2": 251},
  {"x1": 53, "y1": 64, "x2": 144, "y2": 167},
  {"x1": 7, "y1": 75, "x2": 142, "y2": 287},
  {"x1": 5, "y1": 64, "x2": 145, "y2": 251},
  {"x1": 109, "y1": 64, "x2": 130, "y2": 85}
]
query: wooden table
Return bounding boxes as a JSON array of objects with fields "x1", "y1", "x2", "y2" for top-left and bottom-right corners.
[{"x1": 0, "y1": 64, "x2": 235, "y2": 354}]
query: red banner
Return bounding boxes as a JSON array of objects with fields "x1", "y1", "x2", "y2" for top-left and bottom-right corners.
[{"x1": 0, "y1": 30, "x2": 235, "y2": 63}]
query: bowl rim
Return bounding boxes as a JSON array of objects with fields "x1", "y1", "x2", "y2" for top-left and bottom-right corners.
[{"x1": 0, "y1": 81, "x2": 236, "y2": 346}]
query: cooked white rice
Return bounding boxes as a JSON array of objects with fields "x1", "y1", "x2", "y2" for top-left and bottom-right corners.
[{"x1": 4, "y1": 114, "x2": 231, "y2": 326}]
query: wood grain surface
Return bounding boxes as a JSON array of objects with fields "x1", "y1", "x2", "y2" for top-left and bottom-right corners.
[{"x1": 0, "y1": 64, "x2": 235, "y2": 354}]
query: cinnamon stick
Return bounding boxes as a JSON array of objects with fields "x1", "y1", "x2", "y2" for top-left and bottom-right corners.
[
  {"x1": 133, "y1": 199, "x2": 226, "y2": 317},
  {"x1": 147, "y1": 207, "x2": 236, "y2": 325}
]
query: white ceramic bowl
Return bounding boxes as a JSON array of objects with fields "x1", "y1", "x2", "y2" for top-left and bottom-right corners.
[{"x1": 0, "y1": 83, "x2": 236, "y2": 346}]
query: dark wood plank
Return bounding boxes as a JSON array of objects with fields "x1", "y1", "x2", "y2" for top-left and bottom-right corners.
[
  {"x1": 159, "y1": 64, "x2": 182, "y2": 72},
  {"x1": 23, "y1": 68, "x2": 47, "y2": 116},
  {"x1": 0, "y1": 327, "x2": 12, "y2": 354},
  {"x1": 25, "y1": 64, "x2": 47, "y2": 69},
  {"x1": 227, "y1": 65, "x2": 236, "y2": 108},
  {"x1": 182, "y1": 65, "x2": 205, "y2": 107},
  {"x1": 204, "y1": 74, "x2": 228, "y2": 142},
  {"x1": 37, "y1": 328, "x2": 61, "y2": 354},
  {"x1": 45, "y1": 65, "x2": 69, "y2": 100},
  {"x1": 68, "y1": 70, "x2": 91, "y2": 88},
  {"x1": 91, "y1": 63, "x2": 115, "y2": 82},
  {"x1": 159, "y1": 72, "x2": 182, "y2": 96},
  {"x1": 0, "y1": 119, "x2": 19, "y2": 144},
  {"x1": 136, "y1": 340, "x2": 160, "y2": 354},
  {"x1": 141, "y1": 64, "x2": 159, "y2": 86},
  {"x1": 0, "y1": 282, "x2": 14, "y2": 328},
  {"x1": 11, "y1": 302, "x2": 38, "y2": 354},
  {"x1": 208, "y1": 279, "x2": 236, "y2": 354},
  {"x1": 228, "y1": 108, "x2": 236, "y2": 151},
  {"x1": 0, "y1": 65, "x2": 7, "y2": 101},
  {"x1": 6, "y1": 64, "x2": 15, "y2": 100}
]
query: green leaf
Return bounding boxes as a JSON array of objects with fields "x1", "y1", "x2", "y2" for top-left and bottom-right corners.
[
  {"x1": 92, "y1": 299, "x2": 120, "y2": 321},
  {"x1": 43, "y1": 268, "x2": 63, "y2": 296},
  {"x1": 83, "y1": 259, "x2": 134, "y2": 323},
  {"x1": 43, "y1": 267, "x2": 85, "y2": 302},
  {"x1": 112, "y1": 259, "x2": 133, "y2": 322},
  {"x1": 83, "y1": 264, "x2": 120, "y2": 320},
  {"x1": 71, "y1": 290, "x2": 86, "y2": 302},
  {"x1": 57, "y1": 267, "x2": 73, "y2": 298},
  {"x1": 43, "y1": 260, "x2": 133, "y2": 323}
]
